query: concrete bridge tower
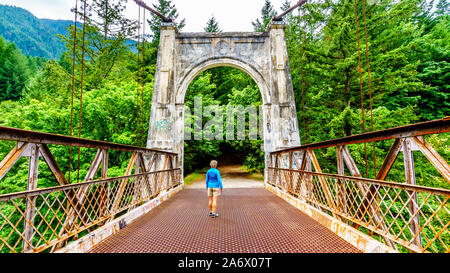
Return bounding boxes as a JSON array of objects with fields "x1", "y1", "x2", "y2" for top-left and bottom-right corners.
[{"x1": 147, "y1": 21, "x2": 301, "y2": 180}]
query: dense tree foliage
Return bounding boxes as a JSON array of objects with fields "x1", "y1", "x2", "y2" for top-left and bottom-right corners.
[
  {"x1": 0, "y1": 0, "x2": 448, "y2": 190},
  {"x1": 252, "y1": 0, "x2": 278, "y2": 32},
  {"x1": 282, "y1": 0, "x2": 449, "y2": 186},
  {"x1": 0, "y1": 5, "x2": 71, "y2": 59},
  {"x1": 184, "y1": 67, "x2": 263, "y2": 173},
  {"x1": 0, "y1": 37, "x2": 44, "y2": 101}
]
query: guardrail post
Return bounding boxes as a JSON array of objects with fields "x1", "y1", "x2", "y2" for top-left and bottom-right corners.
[
  {"x1": 402, "y1": 137, "x2": 422, "y2": 248},
  {"x1": 23, "y1": 144, "x2": 39, "y2": 252},
  {"x1": 288, "y1": 152, "x2": 293, "y2": 192},
  {"x1": 336, "y1": 145, "x2": 346, "y2": 214}
]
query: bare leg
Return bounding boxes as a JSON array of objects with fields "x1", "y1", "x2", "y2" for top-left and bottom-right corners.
[
  {"x1": 212, "y1": 196, "x2": 218, "y2": 214},
  {"x1": 209, "y1": 196, "x2": 213, "y2": 212}
]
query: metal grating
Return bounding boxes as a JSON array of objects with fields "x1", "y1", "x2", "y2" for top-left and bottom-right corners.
[{"x1": 90, "y1": 188, "x2": 360, "y2": 253}]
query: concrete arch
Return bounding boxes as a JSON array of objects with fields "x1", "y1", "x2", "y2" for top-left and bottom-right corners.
[
  {"x1": 176, "y1": 57, "x2": 271, "y2": 105},
  {"x1": 147, "y1": 21, "x2": 301, "y2": 181}
]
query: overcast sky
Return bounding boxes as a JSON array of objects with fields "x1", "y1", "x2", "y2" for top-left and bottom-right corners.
[{"x1": 0, "y1": 0, "x2": 290, "y2": 32}]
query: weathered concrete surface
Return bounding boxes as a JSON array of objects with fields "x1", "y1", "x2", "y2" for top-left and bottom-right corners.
[{"x1": 147, "y1": 22, "x2": 301, "y2": 180}]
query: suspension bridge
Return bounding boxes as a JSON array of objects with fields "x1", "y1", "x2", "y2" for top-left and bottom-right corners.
[{"x1": 0, "y1": 0, "x2": 449, "y2": 253}]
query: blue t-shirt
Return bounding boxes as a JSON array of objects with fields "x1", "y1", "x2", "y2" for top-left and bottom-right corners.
[{"x1": 206, "y1": 168, "x2": 223, "y2": 190}]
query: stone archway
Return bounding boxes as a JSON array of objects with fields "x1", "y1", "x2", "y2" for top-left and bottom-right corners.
[{"x1": 147, "y1": 21, "x2": 301, "y2": 181}]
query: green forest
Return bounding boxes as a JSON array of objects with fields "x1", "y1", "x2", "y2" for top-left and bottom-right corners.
[
  {"x1": 0, "y1": 5, "x2": 72, "y2": 59},
  {"x1": 0, "y1": 0, "x2": 448, "y2": 196}
]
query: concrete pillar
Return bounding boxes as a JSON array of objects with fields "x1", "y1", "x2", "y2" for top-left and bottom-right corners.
[
  {"x1": 267, "y1": 21, "x2": 301, "y2": 150},
  {"x1": 147, "y1": 23, "x2": 178, "y2": 153}
]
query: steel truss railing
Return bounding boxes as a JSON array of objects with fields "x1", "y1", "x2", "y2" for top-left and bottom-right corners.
[
  {"x1": 0, "y1": 127, "x2": 181, "y2": 253},
  {"x1": 0, "y1": 169, "x2": 181, "y2": 253},
  {"x1": 269, "y1": 118, "x2": 450, "y2": 253},
  {"x1": 268, "y1": 168, "x2": 449, "y2": 253}
]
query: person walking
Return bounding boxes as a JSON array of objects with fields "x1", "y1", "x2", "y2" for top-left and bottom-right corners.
[{"x1": 206, "y1": 160, "x2": 223, "y2": 218}]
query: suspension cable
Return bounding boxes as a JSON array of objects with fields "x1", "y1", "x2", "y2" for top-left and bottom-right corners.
[
  {"x1": 140, "y1": 9, "x2": 146, "y2": 147},
  {"x1": 354, "y1": 0, "x2": 369, "y2": 178},
  {"x1": 133, "y1": 0, "x2": 172, "y2": 22},
  {"x1": 76, "y1": 0, "x2": 87, "y2": 183},
  {"x1": 303, "y1": 9, "x2": 311, "y2": 144},
  {"x1": 298, "y1": 8, "x2": 306, "y2": 144},
  {"x1": 362, "y1": 0, "x2": 377, "y2": 175},
  {"x1": 274, "y1": 0, "x2": 307, "y2": 21},
  {"x1": 136, "y1": 6, "x2": 141, "y2": 147},
  {"x1": 68, "y1": 0, "x2": 78, "y2": 184}
]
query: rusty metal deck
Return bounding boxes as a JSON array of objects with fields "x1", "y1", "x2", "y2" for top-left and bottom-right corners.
[{"x1": 90, "y1": 188, "x2": 360, "y2": 253}]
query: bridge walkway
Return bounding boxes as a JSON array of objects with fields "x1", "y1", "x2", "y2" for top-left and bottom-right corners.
[{"x1": 90, "y1": 166, "x2": 359, "y2": 253}]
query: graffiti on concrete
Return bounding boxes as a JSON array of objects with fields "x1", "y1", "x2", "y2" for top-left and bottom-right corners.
[{"x1": 155, "y1": 119, "x2": 173, "y2": 132}]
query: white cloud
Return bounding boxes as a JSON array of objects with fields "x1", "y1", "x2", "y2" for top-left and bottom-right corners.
[
  {"x1": 0, "y1": 0, "x2": 291, "y2": 31},
  {"x1": 0, "y1": 0, "x2": 74, "y2": 20}
]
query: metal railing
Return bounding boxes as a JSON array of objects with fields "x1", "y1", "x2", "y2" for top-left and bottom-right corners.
[
  {"x1": 268, "y1": 118, "x2": 450, "y2": 253},
  {"x1": 0, "y1": 127, "x2": 181, "y2": 253},
  {"x1": 0, "y1": 169, "x2": 181, "y2": 253},
  {"x1": 268, "y1": 168, "x2": 449, "y2": 253}
]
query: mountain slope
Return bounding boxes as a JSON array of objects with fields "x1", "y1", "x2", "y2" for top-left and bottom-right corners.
[{"x1": 0, "y1": 5, "x2": 73, "y2": 59}]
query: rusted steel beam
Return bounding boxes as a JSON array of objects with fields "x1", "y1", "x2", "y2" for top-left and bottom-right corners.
[
  {"x1": 100, "y1": 149, "x2": 109, "y2": 217},
  {"x1": 23, "y1": 144, "x2": 39, "y2": 252},
  {"x1": 307, "y1": 150, "x2": 338, "y2": 213},
  {"x1": 342, "y1": 146, "x2": 362, "y2": 178},
  {"x1": 342, "y1": 140, "x2": 399, "y2": 249},
  {"x1": 293, "y1": 151, "x2": 307, "y2": 193},
  {"x1": 39, "y1": 144, "x2": 69, "y2": 186},
  {"x1": 336, "y1": 146, "x2": 346, "y2": 212},
  {"x1": 376, "y1": 138, "x2": 404, "y2": 181},
  {"x1": 159, "y1": 154, "x2": 170, "y2": 190},
  {"x1": 0, "y1": 169, "x2": 181, "y2": 202},
  {"x1": 331, "y1": 146, "x2": 399, "y2": 250},
  {"x1": 0, "y1": 126, "x2": 177, "y2": 156},
  {"x1": 402, "y1": 138, "x2": 422, "y2": 248},
  {"x1": 52, "y1": 149, "x2": 105, "y2": 250},
  {"x1": 412, "y1": 136, "x2": 450, "y2": 182},
  {"x1": 110, "y1": 153, "x2": 138, "y2": 215},
  {"x1": 273, "y1": 0, "x2": 307, "y2": 21},
  {"x1": 149, "y1": 153, "x2": 161, "y2": 194},
  {"x1": 267, "y1": 167, "x2": 450, "y2": 196},
  {"x1": 101, "y1": 149, "x2": 108, "y2": 179},
  {"x1": 40, "y1": 143, "x2": 91, "y2": 252},
  {"x1": 132, "y1": 0, "x2": 172, "y2": 22},
  {"x1": 0, "y1": 142, "x2": 30, "y2": 181},
  {"x1": 137, "y1": 153, "x2": 153, "y2": 199},
  {"x1": 337, "y1": 146, "x2": 345, "y2": 176},
  {"x1": 271, "y1": 118, "x2": 450, "y2": 155}
]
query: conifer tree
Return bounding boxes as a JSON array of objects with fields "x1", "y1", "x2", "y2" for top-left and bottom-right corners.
[
  {"x1": 147, "y1": 0, "x2": 185, "y2": 46},
  {"x1": 82, "y1": 0, "x2": 136, "y2": 39},
  {"x1": 204, "y1": 15, "x2": 221, "y2": 32},
  {"x1": 62, "y1": 0, "x2": 137, "y2": 89},
  {"x1": 0, "y1": 37, "x2": 30, "y2": 101},
  {"x1": 252, "y1": 0, "x2": 278, "y2": 32}
]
